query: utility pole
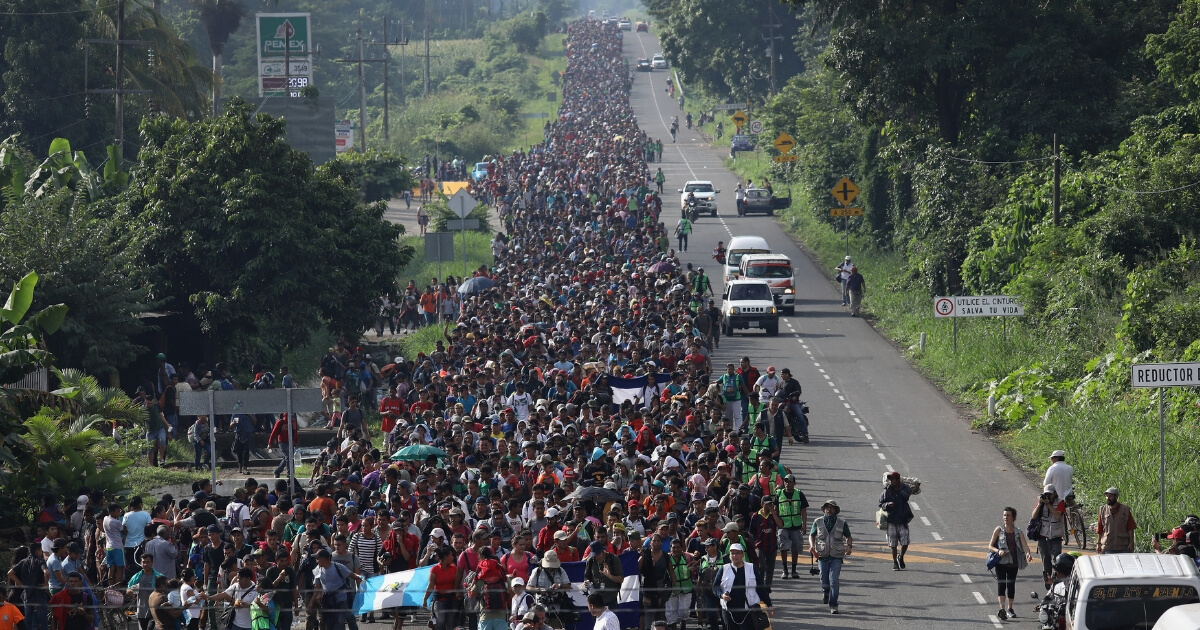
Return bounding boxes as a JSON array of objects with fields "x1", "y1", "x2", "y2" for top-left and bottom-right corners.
[
  {"x1": 336, "y1": 25, "x2": 389, "y2": 150},
  {"x1": 376, "y1": 18, "x2": 411, "y2": 144},
  {"x1": 763, "y1": 4, "x2": 782, "y2": 98},
  {"x1": 82, "y1": 0, "x2": 149, "y2": 154},
  {"x1": 1052, "y1": 133, "x2": 1061, "y2": 227},
  {"x1": 423, "y1": 23, "x2": 431, "y2": 97},
  {"x1": 114, "y1": 0, "x2": 124, "y2": 146}
]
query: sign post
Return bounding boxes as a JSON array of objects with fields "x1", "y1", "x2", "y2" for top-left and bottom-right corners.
[
  {"x1": 829, "y1": 176, "x2": 859, "y2": 257},
  {"x1": 179, "y1": 388, "x2": 322, "y2": 490},
  {"x1": 449, "y1": 189, "x2": 475, "y2": 279},
  {"x1": 1130, "y1": 362, "x2": 1200, "y2": 516},
  {"x1": 932, "y1": 296, "x2": 1025, "y2": 353},
  {"x1": 256, "y1": 14, "x2": 313, "y2": 97}
]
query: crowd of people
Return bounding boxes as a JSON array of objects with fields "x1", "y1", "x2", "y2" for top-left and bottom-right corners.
[{"x1": 0, "y1": 19, "x2": 871, "y2": 630}]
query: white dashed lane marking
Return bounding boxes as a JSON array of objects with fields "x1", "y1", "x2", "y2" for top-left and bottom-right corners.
[
  {"x1": 931, "y1": 532, "x2": 943, "y2": 541},
  {"x1": 972, "y1": 592, "x2": 987, "y2": 605},
  {"x1": 921, "y1": 517, "x2": 932, "y2": 526},
  {"x1": 961, "y1": 574, "x2": 972, "y2": 583}
]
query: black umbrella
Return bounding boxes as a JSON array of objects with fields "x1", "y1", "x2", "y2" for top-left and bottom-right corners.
[{"x1": 565, "y1": 485, "x2": 625, "y2": 503}]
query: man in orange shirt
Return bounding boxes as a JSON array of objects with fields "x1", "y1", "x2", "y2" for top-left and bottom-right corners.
[
  {"x1": 0, "y1": 585, "x2": 24, "y2": 630},
  {"x1": 307, "y1": 484, "x2": 336, "y2": 526},
  {"x1": 420, "y1": 287, "x2": 437, "y2": 326},
  {"x1": 378, "y1": 387, "x2": 405, "y2": 447}
]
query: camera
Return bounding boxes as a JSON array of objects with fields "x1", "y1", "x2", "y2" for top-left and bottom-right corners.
[{"x1": 809, "y1": 565, "x2": 819, "y2": 576}]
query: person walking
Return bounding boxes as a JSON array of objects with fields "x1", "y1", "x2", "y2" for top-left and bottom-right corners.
[
  {"x1": 417, "y1": 207, "x2": 429, "y2": 236},
  {"x1": 987, "y1": 507, "x2": 1032, "y2": 621},
  {"x1": 1033, "y1": 484, "x2": 1067, "y2": 589},
  {"x1": 809, "y1": 500, "x2": 851, "y2": 614},
  {"x1": 1044, "y1": 450, "x2": 1074, "y2": 504},
  {"x1": 879, "y1": 472, "x2": 913, "y2": 571},
  {"x1": 655, "y1": 169, "x2": 665, "y2": 195},
  {"x1": 1096, "y1": 487, "x2": 1136, "y2": 554},
  {"x1": 775, "y1": 475, "x2": 808, "y2": 579},
  {"x1": 834, "y1": 257, "x2": 853, "y2": 306},
  {"x1": 846, "y1": 266, "x2": 866, "y2": 317},
  {"x1": 674, "y1": 216, "x2": 691, "y2": 253},
  {"x1": 714, "y1": 544, "x2": 771, "y2": 630}
]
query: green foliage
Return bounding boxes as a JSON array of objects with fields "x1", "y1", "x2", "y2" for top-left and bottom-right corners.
[
  {"x1": 987, "y1": 364, "x2": 1068, "y2": 430},
  {"x1": 124, "y1": 99, "x2": 410, "y2": 367},
  {"x1": 332, "y1": 149, "x2": 417, "y2": 203},
  {"x1": 489, "y1": 12, "x2": 548, "y2": 55}
]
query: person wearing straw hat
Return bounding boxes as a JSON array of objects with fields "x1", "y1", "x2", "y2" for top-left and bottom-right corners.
[{"x1": 809, "y1": 500, "x2": 852, "y2": 614}]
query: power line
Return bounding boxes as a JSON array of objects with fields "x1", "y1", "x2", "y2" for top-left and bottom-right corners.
[
  {"x1": 0, "y1": 6, "x2": 97, "y2": 15},
  {"x1": 1062, "y1": 162, "x2": 1200, "y2": 196},
  {"x1": 3, "y1": 91, "x2": 85, "y2": 105},
  {"x1": 944, "y1": 153, "x2": 1054, "y2": 165}
]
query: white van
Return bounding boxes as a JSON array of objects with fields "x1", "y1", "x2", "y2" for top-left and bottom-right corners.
[
  {"x1": 739, "y1": 253, "x2": 795, "y2": 314},
  {"x1": 1064, "y1": 554, "x2": 1200, "y2": 629},
  {"x1": 724, "y1": 235, "x2": 770, "y2": 282},
  {"x1": 1154, "y1": 603, "x2": 1200, "y2": 629}
]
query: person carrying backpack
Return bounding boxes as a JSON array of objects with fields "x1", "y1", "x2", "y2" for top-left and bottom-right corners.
[
  {"x1": 475, "y1": 548, "x2": 510, "y2": 630},
  {"x1": 716, "y1": 364, "x2": 748, "y2": 433}
]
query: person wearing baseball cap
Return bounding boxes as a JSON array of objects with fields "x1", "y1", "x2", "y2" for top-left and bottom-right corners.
[
  {"x1": 880, "y1": 472, "x2": 914, "y2": 572},
  {"x1": 1097, "y1": 487, "x2": 1136, "y2": 555},
  {"x1": 714, "y1": 542, "x2": 771, "y2": 625},
  {"x1": 1044, "y1": 449, "x2": 1074, "y2": 504},
  {"x1": 776, "y1": 473, "x2": 808, "y2": 579},
  {"x1": 810, "y1": 500, "x2": 851, "y2": 613}
]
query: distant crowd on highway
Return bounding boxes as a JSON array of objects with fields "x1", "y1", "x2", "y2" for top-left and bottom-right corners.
[{"x1": 2, "y1": 19, "x2": 868, "y2": 630}]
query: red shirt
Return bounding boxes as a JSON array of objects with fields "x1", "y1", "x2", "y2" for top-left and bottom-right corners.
[
  {"x1": 308, "y1": 497, "x2": 336, "y2": 525},
  {"x1": 378, "y1": 397, "x2": 405, "y2": 433},
  {"x1": 429, "y1": 562, "x2": 458, "y2": 594},
  {"x1": 552, "y1": 544, "x2": 579, "y2": 563},
  {"x1": 268, "y1": 414, "x2": 299, "y2": 448}
]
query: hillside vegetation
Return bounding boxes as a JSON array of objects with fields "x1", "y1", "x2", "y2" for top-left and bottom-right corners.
[{"x1": 650, "y1": 0, "x2": 1200, "y2": 543}]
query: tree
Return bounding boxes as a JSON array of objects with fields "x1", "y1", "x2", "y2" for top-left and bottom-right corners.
[
  {"x1": 123, "y1": 99, "x2": 411, "y2": 366},
  {"x1": 0, "y1": 135, "x2": 152, "y2": 377},
  {"x1": 332, "y1": 149, "x2": 417, "y2": 203}
]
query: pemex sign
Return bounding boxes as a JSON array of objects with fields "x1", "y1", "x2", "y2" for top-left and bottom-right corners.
[{"x1": 257, "y1": 14, "x2": 311, "y2": 58}]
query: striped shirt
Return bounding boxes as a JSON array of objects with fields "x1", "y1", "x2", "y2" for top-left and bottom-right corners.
[{"x1": 350, "y1": 532, "x2": 382, "y2": 576}]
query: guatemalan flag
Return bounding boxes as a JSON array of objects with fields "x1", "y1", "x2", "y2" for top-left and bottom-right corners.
[
  {"x1": 354, "y1": 552, "x2": 642, "y2": 630},
  {"x1": 609, "y1": 374, "x2": 673, "y2": 409}
]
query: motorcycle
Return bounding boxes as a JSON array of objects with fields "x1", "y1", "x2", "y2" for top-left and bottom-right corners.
[
  {"x1": 685, "y1": 198, "x2": 699, "y2": 222},
  {"x1": 1032, "y1": 585, "x2": 1067, "y2": 630},
  {"x1": 686, "y1": 114, "x2": 693, "y2": 129}
]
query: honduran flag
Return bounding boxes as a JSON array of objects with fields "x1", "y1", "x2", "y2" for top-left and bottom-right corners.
[
  {"x1": 353, "y1": 566, "x2": 432, "y2": 615},
  {"x1": 609, "y1": 374, "x2": 673, "y2": 409},
  {"x1": 561, "y1": 551, "x2": 642, "y2": 630}
]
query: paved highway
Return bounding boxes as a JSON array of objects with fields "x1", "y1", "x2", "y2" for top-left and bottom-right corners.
[{"x1": 626, "y1": 30, "x2": 1044, "y2": 629}]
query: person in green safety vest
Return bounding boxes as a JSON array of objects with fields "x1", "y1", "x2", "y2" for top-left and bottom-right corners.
[
  {"x1": 776, "y1": 474, "x2": 809, "y2": 579},
  {"x1": 674, "y1": 216, "x2": 691, "y2": 252},
  {"x1": 655, "y1": 168, "x2": 666, "y2": 194},
  {"x1": 692, "y1": 268, "x2": 712, "y2": 296},
  {"x1": 249, "y1": 578, "x2": 278, "y2": 630},
  {"x1": 719, "y1": 521, "x2": 756, "y2": 564},
  {"x1": 665, "y1": 538, "x2": 694, "y2": 630},
  {"x1": 748, "y1": 422, "x2": 777, "y2": 464},
  {"x1": 695, "y1": 538, "x2": 723, "y2": 630},
  {"x1": 748, "y1": 457, "x2": 784, "y2": 498},
  {"x1": 734, "y1": 437, "x2": 757, "y2": 483}
]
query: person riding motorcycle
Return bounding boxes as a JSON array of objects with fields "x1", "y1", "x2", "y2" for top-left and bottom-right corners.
[
  {"x1": 1036, "y1": 553, "x2": 1075, "y2": 630},
  {"x1": 685, "y1": 113, "x2": 693, "y2": 129},
  {"x1": 684, "y1": 191, "x2": 698, "y2": 221},
  {"x1": 777, "y1": 368, "x2": 808, "y2": 442}
]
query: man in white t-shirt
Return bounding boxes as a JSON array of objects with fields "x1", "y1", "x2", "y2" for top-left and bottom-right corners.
[
  {"x1": 505, "y1": 382, "x2": 533, "y2": 421},
  {"x1": 587, "y1": 593, "x2": 621, "y2": 630},
  {"x1": 1044, "y1": 450, "x2": 1074, "y2": 501},
  {"x1": 835, "y1": 256, "x2": 854, "y2": 306},
  {"x1": 755, "y1": 366, "x2": 781, "y2": 400}
]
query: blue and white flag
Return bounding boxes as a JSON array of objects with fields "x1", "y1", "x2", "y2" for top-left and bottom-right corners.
[
  {"x1": 609, "y1": 375, "x2": 673, "y2": 408},
  {"x1": 562, "y1": 551, "x2": 641, "y2": 630},
  {"x1": 353, "y1": 566, "x2": 432, "y2": 615}
]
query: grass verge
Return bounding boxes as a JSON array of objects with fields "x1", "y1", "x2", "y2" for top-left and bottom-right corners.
[{"x1": 697, "y1": 85, "x2": 1191, "y2": 546}]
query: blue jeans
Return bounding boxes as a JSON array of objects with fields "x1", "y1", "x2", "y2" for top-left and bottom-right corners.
[
  {"x1": 24, "y1": 603, "x2": 47, "y2": 630},
  {"x1": 819, "y1": 557, "x2": 844, "y2": 607},
  {"x1": 273, "y1": 448, "x2": 291, "y2": 477},
  {"x1": 788, "y1": 402, "x2": 809, "y2": 437},
  {"x1": 193, "y1": 441, "x2": 210, "y2": 469}
]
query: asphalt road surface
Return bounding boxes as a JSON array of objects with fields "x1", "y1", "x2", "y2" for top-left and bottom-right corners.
[{"x1": 626, "y1": 31, "x2": 1045, "y2": 629}]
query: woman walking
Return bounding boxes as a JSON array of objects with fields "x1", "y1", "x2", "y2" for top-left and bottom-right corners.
[{"x1": 988, "y1": 507, "x2": 1032, "y2": 621}]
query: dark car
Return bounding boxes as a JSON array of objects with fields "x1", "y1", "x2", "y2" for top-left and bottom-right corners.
[
  {"x1": 636, "y1": 58, "x2": 652, "y2": 72},
  {"x1": 730, "y1": 134, "x2": 754, "y2": 154},
  {"x1": 636, "y1": 21, "x2": 649, "y2": 32}
]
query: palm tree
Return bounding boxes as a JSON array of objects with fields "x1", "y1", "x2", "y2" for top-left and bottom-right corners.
[
  {"x1": 53, "y1": 368, "x2": 147, "y2": 429},
  {"x1": 191, "y1": 0, "x2": 279, "y2": 115},
  {"x1": 88, "y1": 0, "x2": 216, "y2": 119}
]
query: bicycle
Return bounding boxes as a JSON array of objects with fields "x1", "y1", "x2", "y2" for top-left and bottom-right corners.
[{"x1": 1065, "y1": 498, "x2": 1087, "y2": 550}]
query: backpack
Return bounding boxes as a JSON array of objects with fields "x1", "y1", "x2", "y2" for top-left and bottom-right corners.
[
  {"x1": 477, "y1": 558, "x2": 508, "y2": 610},
  {"x1": 721, "y1": 375, "x2": 739, "y2": 401}
]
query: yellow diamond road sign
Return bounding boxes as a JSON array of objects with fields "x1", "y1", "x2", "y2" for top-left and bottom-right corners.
[
  {"x1": 731, "y1": 110, "x2": 748, "y2": 129},
  {"x1": 773, "y1": 132, "x2": 796, "y2": 154},
  {"x1": 831, "y1": 177, "x2": 859, "y2": 206}
]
